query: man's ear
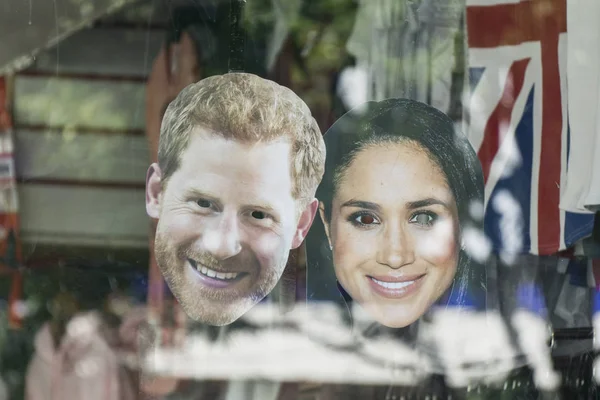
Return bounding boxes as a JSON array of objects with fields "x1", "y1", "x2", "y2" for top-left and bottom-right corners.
[
  {"x1": 146, "y1": 163, "x2": 163, "y2": 219},
  {"x1": 318, "y1": 202, "x2": 332, "y2": 250},
  {"x1": 291, "y1": 198, "x2": 319, "y2": 249}
]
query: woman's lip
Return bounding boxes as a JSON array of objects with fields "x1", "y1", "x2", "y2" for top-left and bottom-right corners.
[
  {"x1": 367, "y1": 275, "x2": 425, "y2": 299},
  {"x1": 367, "y1": 273, "x2": 426, "y2": 283}
]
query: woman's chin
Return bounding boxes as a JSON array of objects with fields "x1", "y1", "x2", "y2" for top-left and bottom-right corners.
[
  {"x1": 366, "y1": 304, "x2": 422, "y2": 329},
  {"x1": 378, "y1": 317, "x2": 418, "y2": 329},
  {"x1": 351, "y1": 294, "x2": 429, "y2": 329}
]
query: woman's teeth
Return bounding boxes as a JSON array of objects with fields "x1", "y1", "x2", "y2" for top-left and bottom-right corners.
[
  {"x1": 371, "y1": 277, "x2": 415, "y2": 289},
  {"x1": 196, "y1": 264, "x2": 239, "y2": 280}
]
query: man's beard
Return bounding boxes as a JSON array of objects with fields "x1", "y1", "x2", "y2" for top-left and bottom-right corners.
[{"x1": 153, "y1": 230, "x2": 289, "y2": 325}]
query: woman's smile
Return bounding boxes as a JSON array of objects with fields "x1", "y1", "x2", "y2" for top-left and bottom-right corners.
[{"x1": 367, "y1": 273, "x2": 427, "y2": 299}]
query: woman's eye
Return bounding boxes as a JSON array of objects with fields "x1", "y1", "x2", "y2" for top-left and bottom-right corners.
[
  {"x1": 197, "y1": 199, "x2": 212, "y2": 208},
  {"x1": 410, "y1": 212, "x2": 436, "y2": 226},
  {"x1": 351, "y1": 213, "x2": 379, "y2": 226}
]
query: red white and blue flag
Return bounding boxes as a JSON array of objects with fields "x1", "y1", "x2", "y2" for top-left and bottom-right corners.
[{"x1": 464, "y1": 0, "x2": 594, "y2": 256}]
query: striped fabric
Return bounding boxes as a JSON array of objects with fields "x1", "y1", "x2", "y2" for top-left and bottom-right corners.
[{"x1": 464, "y1": 0, "x2": 595, "y2": 256}]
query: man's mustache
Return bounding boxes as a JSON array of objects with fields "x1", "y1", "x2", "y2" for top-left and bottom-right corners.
[{"x1": 178, "y1": 247, "x2": 222, "y2": 270}]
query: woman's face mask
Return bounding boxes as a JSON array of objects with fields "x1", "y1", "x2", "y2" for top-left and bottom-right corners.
[{"x1": 322, "y1": 142, "x2": 460, "y2": 328}]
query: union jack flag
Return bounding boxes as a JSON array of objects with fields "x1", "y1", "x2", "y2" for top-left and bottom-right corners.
[{"x1": 464, "y1": 0, "x2": 594, "y2": 256}]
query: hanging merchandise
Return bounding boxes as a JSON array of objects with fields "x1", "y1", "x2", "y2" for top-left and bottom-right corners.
[
  {"x1": 561, "y1": 0, "x2": 600, "y2": 212},
  {"x1": 464, "y1": 0, "x2": 595, "y2": 257},
  {"x1": 0, "y1": 76, "x2": 24, "y2": 328},
  {"x1": 144, "y1": 0, "x2": 268, "y2": 332},
  {"x1": 345, "y1": 0, "x2": 463, "y2": 113}
]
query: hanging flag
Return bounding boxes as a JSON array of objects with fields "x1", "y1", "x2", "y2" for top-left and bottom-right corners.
[
  {"x1": 464, "y1": 0, "x2": 594, "y2": 256},
  {"x1": 0, "y1": 76, "x2": 24, "y2": 328}
]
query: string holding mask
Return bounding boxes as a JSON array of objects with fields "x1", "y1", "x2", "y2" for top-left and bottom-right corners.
[{"x1": 228, "y1": 0, "x2": 247, "y2": 73}]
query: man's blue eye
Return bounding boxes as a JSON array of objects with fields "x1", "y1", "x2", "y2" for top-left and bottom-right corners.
[{"x1": 252, "y1": 211, "x2": 266, "y2": 220}]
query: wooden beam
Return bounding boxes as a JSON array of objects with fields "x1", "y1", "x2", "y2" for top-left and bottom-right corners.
[
  {"x1": 18, "y1": 70, "x2": 147, "y2": 83},
  {"x1": 18, "y1": 177, "x2": 145, "y2": 190},
  {"x1": 15, "y1": 124, "x2": 145, "y2": 136}
]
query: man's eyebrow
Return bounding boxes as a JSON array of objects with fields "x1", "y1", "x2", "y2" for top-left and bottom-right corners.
[
  {"x1": 341, "y1": 199, "x2": 381, "y2": 212},
  {"x1": 244, "y1": 202, "x2": 277, "y2": 212},
  {"x1": 184, "y1": 187, "x2": 221, "y2": 202},
  {"x1": 185, "y1": 187, "x2": 212, "y2": 196},
  {"x1": 406, "y1": 198, "x2": 451, "y2": 210}
]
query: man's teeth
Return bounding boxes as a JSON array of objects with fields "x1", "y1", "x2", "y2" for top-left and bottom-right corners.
[
  {"x1": 196, "y1": 264, "x2": 239, "y2": 280},
  {"x1": 371, "y1": 277, "x2": 416, "y2": 289}
]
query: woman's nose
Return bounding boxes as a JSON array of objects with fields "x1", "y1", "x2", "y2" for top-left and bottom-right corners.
[{"x1": 376, "y1": 222, "x2": 415, "y2": 269}]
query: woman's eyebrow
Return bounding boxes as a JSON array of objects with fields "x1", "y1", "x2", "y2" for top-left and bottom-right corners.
[
  {"x1": 341, "y1": 199, "x2": 381, "y2": 212},
  {"x1": 406, "y1": 198, "x2": 450, "y2": 210}
]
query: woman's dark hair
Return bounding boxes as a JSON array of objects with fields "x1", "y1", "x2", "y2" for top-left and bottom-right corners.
[{"x1": 307, "y1": 98, "x2": 486, "y2": 312}]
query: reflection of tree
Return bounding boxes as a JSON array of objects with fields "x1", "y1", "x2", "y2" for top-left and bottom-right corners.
[
  {"x1": 242, "y1": 0, "x2": 357, "y2": 128},
  {"x1": 17, "y1": 77, "x2": 143, "y2": 180},
  {"x1": 19, "y1": 79, "x2": 136, "y2": 129},
  {"x1": 241, "y1": 0, "x2": 468, "y2": 127}
]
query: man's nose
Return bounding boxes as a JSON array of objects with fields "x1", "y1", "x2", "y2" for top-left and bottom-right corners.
[
  {"x1": 375, "y1": 222, "x2": 415, "y2": 269},
  {"x1": 201, "y1": 212, "x2": 242, "y2": 261}
]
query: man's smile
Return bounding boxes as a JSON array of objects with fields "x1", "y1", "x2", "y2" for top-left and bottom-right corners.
[
  {"x1": 188, "y1": 258, "x2": 243, "y2": 280},
  {"x1": 187, "y1": 258, "x2": 249, "y2": 287}
]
